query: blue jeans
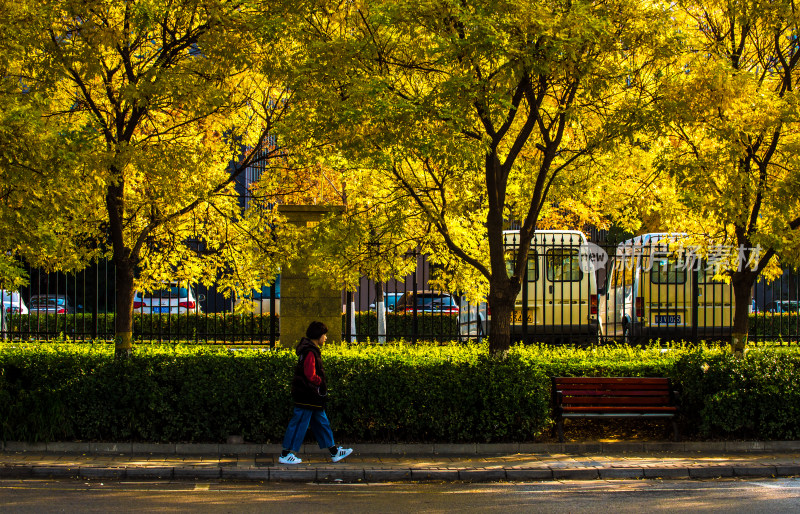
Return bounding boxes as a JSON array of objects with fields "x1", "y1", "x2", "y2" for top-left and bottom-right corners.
[{"x1": 282, "y1": 407, "x2": 335, "y2": 453}]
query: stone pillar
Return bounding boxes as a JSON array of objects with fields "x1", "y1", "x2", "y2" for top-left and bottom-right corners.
[{"x1": 278, "y1": 205, "x2": 344, "y2": 346}]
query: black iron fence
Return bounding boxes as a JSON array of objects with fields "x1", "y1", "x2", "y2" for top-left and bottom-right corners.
[{"x1": 1, "y1": 235, "x2": 799, "y2": 345}]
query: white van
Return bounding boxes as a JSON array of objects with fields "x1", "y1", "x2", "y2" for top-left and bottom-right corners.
[
  {"x1": 602, "y1": 233, "x2": 734, "y2": 344},
  {"x1": 459, "y1": 230, "x2": 601, "y2": 343}
]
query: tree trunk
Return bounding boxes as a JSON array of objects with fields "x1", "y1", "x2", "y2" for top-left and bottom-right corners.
[
  {"x1": 487, "y1": 278, "x2": 519, "y2": 356},
  {"x1": 114, "y1": 260, "x2": 135, "y2": 359},
  {"x1": 106, "y1": 174, "x2": 137, "y2": 359},
  {"x1": 730, "y1": 270, "x2": 757, "y2": 355}
]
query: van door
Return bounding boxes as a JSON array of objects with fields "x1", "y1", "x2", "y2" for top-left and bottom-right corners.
[
  {"x1": 605, "y1": 258, "x2": 628, "y2": 339},
  {"x1": 644, "y1": 246, "x2": 690, "y2": 334},
  {"x1": 509, "y1": 245, "x2": 541, "y2": 335},
  {"x1": 696, "y1": 267, "x2": 734, "y2": 339},
  {"x1": 606, "y1": 247, "x2": 641, "y2": 342},
  {"x1": 542, "y1": 236, "x2": 592, "y2": 337}
]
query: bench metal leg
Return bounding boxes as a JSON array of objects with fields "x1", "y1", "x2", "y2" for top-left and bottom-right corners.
[
  {"x1": 557, "y1": 419, "x2": 565, "y2": 443},
  {"x1": 671, "y1": 419, "x2": 680, "y2": 442}
]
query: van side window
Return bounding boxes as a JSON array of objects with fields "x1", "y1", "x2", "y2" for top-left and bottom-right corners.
[
  {"x1": 505, "y1": 250, "x2": 539, "y2": 281},
  {"x1": 546, "y1": 249, "x2": 582, "y2": 282},
  {"x1": 611, "y1": 257, "x2": 635, "y2": 288},
  {"x1": 650, "y1": 258, "x2": 687, "y2": 284},
  {"x1": 699, "y1": 264, "x2": 725, "y2": 283}
]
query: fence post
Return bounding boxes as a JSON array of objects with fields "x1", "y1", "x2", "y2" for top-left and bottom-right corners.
[
  {"x1": 348, "y1": 291, "x2": 357, "y2": 343},
  {"x1": 521, "y1": 233, "x2": 528, "y2": 343},
  {"x1": 1, "y1": 301, "x2": 6, "y2": 340},
  {"x1": 692, "y1": 265, "x2": 699, "y2": 344},
  {"x1": 269, "y1": 280, "x2": 277, "y2": 348},
  {"x1": 412, "y1": 252, "x2": 418, "y2": 344}
]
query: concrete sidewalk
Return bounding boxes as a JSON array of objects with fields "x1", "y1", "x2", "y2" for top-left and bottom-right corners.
[{"x1": 2, "y1": 441, "x2": 800, "y2": 483}]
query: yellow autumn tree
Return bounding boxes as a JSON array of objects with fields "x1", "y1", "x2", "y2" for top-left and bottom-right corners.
[
  {"x1": 287, "y1": 0, "x2": 679, "y2": 354},
  {"x1": 0, "y1": 0, "x2": 308, "y2": 355},
  {"x1": 655, "y1": 0, "x2": 800, "y2": 351}
]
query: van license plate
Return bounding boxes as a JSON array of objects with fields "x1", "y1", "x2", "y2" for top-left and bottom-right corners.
[
  {"x1": 154, "y1": 307, "x2": 171, "y2": 314},
  {"x1": 511, "y1": 310, "x2": 533, "y2": 324},
  {"x1": 654, "y1": 315, "x2": 681, "y2": 324}
]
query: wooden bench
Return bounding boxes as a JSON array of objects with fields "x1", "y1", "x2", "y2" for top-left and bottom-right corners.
[{"x1": 552, "y1": 377, "x2": 680, "y2": 442}]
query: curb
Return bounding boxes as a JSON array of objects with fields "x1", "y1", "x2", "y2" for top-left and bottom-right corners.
[
  {"x1": 3, "y1": 440, "x2": 800, "y2": 455},
  {"x1": 0, "y1": 464, "x2": 792, "y2": 483}
]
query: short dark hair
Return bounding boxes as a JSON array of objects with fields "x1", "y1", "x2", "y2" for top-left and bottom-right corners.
[{"x1": 306, "y1": 321, "x2": 328, "y2": 340}]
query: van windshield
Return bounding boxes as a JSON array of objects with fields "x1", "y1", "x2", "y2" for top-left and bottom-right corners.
[{"x1": 384, "y1": 293, "x2": 401, "y2": 307}]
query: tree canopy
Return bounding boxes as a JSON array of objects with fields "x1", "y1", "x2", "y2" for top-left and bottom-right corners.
[
  {"x1": 287, "y1": 0, "x2": 676, "y2": 353},
  {"x1": 1, "y1": 0, "x2": 796, "y2": 354}
]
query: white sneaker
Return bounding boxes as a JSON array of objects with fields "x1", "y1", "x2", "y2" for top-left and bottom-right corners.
[
  {"x1": 278, "y1": 453, "x2": 302, "y2": 465},
  {"x1": 330, "y1": 447, "x2": 353, "y2": 463}
]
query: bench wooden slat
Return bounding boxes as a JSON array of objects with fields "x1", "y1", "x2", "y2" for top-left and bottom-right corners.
[
  {"x1": 562, "y1": 406, "x2": 678, "y2": 413},
  {"x1": 552, "y1": 376, "x2": 680, "y2": 442},
  {"x1": 561, "y1": 396, "x2": 674, "y2": 406},
  {"x1": 556, "y1": 383, "x2": 671, "y2": 392},
  {"x1": 561, "y1": 413, "x2": 677, "y2": 418},
  {"x1": 555, "y1": 377, "x2": 669, "y2": 385},
  {"x1": 559, "y1": 389, "x2": 671, "y2": 397}
]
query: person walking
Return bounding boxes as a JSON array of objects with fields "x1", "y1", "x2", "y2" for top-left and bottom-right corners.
[{"x1": 279, "y1": 321, "x2": 353, "y2": 465}]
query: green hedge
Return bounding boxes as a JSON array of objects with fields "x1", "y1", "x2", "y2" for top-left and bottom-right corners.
[
  {"x1": 748, "y1": 313, "x2": 800, "y2": 339},
  {"x1": 4, "y1": 312, "x2": 457, "y2": 342},
  {"x1": 10, "y1": 312, "x2": 796, "y2": 343},
  {"x1": 2, "y1": 342, "x2": 800, "y2": 443},
  {"x1": 4, "y1": 313, "x2": 280, "y2": 341},
  {"x1": 351, "y1": 312, "x2": 458, "y2": 342}
]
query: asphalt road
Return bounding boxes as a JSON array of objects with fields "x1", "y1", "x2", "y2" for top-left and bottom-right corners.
[{"x1": 1, "y1": 478, "x2": 800, "y2": 513}]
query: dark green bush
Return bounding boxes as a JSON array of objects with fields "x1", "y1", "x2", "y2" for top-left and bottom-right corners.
[
  {"x1": 0, "y1": 343, "x2": 550, "y2": 443},
  {"x1": 672, "y1": 346, "x2": 800, "y2": 439},
  {"x1": 2, "y1": 342, "x2": 800, "y2": 443},
  {"x1": 0, "y1": 344, "x2": 294, "y2": 442}
]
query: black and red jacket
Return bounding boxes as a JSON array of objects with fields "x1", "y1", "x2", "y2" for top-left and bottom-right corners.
[{"x1": 291, "y1": 337, "x2": 328, "y2": 410}]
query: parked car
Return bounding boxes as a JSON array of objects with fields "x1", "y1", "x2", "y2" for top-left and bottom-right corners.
[
  {"x1": 133, "y1": 282, "x2": 204, "y2": 314},
  {"x1": 0, "y1": 289, "x2": 28, "y2": 315},
  {"x1": 766, "y1": 300, "x2": 800, "y2": 313},
  {"x1": 394, "y1": 291, "x2": 459, "y2": 314},
  {"x1": 368, "y1": 292, "x2": 403, "y2": 312},
  {"x1": 233, "y1": 277, "x2": 281, "y2": 315},
  {"x1": 29, "y1": 294, "x2": 76, "y2": 314}
]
